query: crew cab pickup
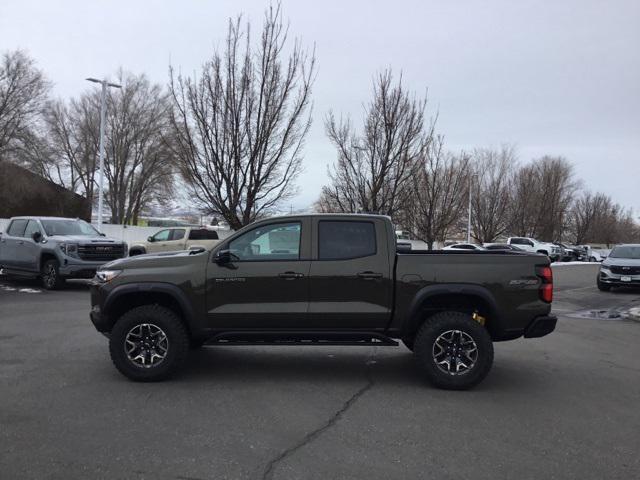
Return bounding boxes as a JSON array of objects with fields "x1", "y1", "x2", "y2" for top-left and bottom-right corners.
[
  {"x1": 89, "y1": 214, "x2": 556, "y2": 390},
  {"x1": 128, "y1": 226, "x2": 221, "y2": 256},
  {"x1": 0, "y1": 216, "x2": 127, "y2": 289},
  {"x1": 507, "y1": 237, "x2": 562, "y2": 261}
]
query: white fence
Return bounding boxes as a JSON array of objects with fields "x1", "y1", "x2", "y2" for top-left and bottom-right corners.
[{"x1": 0, "y1": 219, "x2": 232, "y2": 245}]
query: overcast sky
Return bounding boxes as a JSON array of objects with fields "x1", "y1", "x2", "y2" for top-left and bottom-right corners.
[{"x1": 1, "y1": 0, "x2": 639, "y2": 214}]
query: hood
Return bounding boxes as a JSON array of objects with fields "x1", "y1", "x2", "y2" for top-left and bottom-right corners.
[
  {"x1": 101, "y1": 249, "x2": 202, "y2": 270},
  {"x1": 47, "y1": 235, "x2": 124, "y2": 244},
  {"x1": 603, "y1": 257, "x2": 640, "y2": 268}
]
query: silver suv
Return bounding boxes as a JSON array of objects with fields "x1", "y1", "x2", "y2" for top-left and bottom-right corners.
[{"x1": 0, "y1": 216, "x2": 127, "y2": 289}]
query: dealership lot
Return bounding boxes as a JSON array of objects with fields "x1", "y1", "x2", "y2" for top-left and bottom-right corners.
[{"x1": 1, "y1": 264, "x2": 639, "y2": 479}]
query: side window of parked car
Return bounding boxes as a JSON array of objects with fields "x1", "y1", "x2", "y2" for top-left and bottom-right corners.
[
  {"x1": 153, "y1": 229, "x2": 171, "y2": 242},
  {"x1": 229, "y1": 222, "x2": 301, "y2": 261},
  {"x1": 318, "y1": 221, "x2": 376, "y2": 260},
  {"x1": 171, "y1": 229, "x2": 186, "y2": 241},
  {"x1": 7, "y1": 219, "x2": 28, "y2": 237},
  {"x1": 24, "y1": 220, "x2": 41, "y2": 239}
]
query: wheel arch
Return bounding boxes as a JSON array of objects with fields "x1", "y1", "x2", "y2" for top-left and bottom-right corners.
[
  {"x1": 404, "y1": 284, "x2": 504, "y2": 341},
  {"x1": 39, "y1": 251, "x2": 59, "y2": 271},
  {"x1": 103, "y1": 283, "x2": 195, "y2": 337}
]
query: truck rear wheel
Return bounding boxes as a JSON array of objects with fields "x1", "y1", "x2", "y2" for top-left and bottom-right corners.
[
  {"x1": 109, "y1": 304, "x2": 190, "y2": 382},
  {"x1": 413, "y1": 311, "x2": 494, "y2": 390}
]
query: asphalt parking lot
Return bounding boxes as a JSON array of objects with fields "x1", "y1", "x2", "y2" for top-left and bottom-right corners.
[{"x1": 1, "y1": 264, "x2": 639, "y2": 480}]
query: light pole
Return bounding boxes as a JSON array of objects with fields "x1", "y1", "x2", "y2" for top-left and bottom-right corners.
[{"x1": 85, "y1": 78, "x2": 121, "y2": 231}]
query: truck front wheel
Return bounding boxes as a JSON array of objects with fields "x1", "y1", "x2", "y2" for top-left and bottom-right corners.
[
  {"x1": 41, "y1": 259, "x2": 65, "y2": 290},
  {"x1": 413, "y1": 311, "x2": 494, "y2": 390},
  {"x1": 109, "y1": 304, "x2": 190, "y2": 382}
]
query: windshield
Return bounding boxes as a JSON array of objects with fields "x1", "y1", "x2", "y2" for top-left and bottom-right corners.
[
  {"x1": 609, "y1": 246, "x2": 640, "y2": 259},
  {"x1": 41, "y1": 219, "x2": 100, "y2": 237}
]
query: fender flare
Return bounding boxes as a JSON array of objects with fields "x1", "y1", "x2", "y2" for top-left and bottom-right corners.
[
  {"x1": 103, "y1": 282, "x2": 196, "y2": 329},
  {"x1": 404, "y1": 283, "x2": 503, "y2": 336}
]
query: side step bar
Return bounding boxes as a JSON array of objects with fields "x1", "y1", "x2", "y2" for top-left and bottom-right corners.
[{"x1": 204, "y1": 330, "x2": 399, "y2": 347}]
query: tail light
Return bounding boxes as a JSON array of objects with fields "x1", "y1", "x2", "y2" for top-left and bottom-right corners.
[{"x1": 536, "y1": 265, "x2": 553, "y2": 303}]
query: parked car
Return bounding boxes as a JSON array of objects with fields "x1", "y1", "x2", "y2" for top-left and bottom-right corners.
[
  {"x1": 507, "y1": 237, "x2": 562, "y2": 261},
  {"x1": 597, "y1": 244, "x2": 640, "y2": 291},
  {"x1": 128, "y1": 226, "x2": 221, "y2": 256},
  {"x1": 483, "y1": 243, "x2": 524, "y2": 252},
  {"x1": 0, "y1": 216, "x2": 127, "y2": 289},
  {"x1": 89, "y1": 214, "x2": 556, "y2": 390},
  {"x1": 442, "y1": 243, "x2": 485, "y2": 251}
]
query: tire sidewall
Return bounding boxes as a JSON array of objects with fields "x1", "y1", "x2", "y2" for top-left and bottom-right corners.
[
  {"x1": 41, "y1": 259, "x2": 64, "y2": 290},
  {"x1": 414, "y1": 311, "x2": 494, "y2": 390},
  {"x1": 109, "y1": 305, "x2": 189, "y2": 381}
]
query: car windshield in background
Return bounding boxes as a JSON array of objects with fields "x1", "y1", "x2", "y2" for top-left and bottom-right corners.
[
  {"x1": 609, "y1": 246, "x2": 640, "y2": 259},
  {"x1": 41, "y1": 219, "x2": 100, "y2": 236}
]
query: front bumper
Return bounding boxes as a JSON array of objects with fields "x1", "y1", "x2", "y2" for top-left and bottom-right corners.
[
  {"x1": 599, "y1": 271, "x2": 640, "y2": 287},
  {"x1": 59, "y1": 259, "x2": 109, "y2": 278},
  {"x1": 89, "y1": 282, "x2": 112, "y2": 333},
  {"x1": 524, "y1": 315, "x2": 557, "y2": 338}
]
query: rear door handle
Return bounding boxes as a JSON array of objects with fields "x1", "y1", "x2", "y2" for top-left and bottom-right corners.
[
  {"x1": 17, "y1": 240, "x2": 24, "y2": 245},
  {"x1": 279, "y1": 271, "x2": 304, "y2": 280},
  {"x1": 357, "y1": 271, "x2": 382, "y2": 279}
]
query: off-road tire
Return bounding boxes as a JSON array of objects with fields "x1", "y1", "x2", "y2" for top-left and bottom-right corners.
[
  {"x1": 597, "y1": 278, "x2": 611, "y2": 292},
  {"x1": 41, "y1": 259, "x2": 66, "y2": 290},
  {"x1": 413, "y1": 311, "x2": 494, "y2": 390},
  {"x1": 109, "y1": 304, "x2": 190, "y2": 382}
]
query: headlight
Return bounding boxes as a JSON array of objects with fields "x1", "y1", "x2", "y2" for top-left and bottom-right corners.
[
  {"x1": 600, "y1": 265, "x2": 610, "y2": 271},
  {"x1": 59, "y1": 243, "x2": 78, "y2": 256},
  {"x1": 95, "y1": 270, "x2": 121, "y2": 282}
]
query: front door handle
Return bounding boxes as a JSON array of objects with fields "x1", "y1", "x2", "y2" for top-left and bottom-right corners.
[
  {"x1": 279, "y1": 271, "x2": 304, "y2": 280},
  {"x1": 357, "y1": 271, "x2": 383, "y2": 279},
  {"x1": 17, "y1": 240, "x2": 24, "y2": 245}
]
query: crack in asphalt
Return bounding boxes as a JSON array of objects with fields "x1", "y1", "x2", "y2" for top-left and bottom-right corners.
[{"x1": 261, "y1": 349, "x2": 377, "y2": 480}]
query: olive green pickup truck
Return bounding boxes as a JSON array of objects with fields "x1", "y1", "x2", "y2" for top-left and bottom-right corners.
[{"x1": 89, "y1": 214, "x2": 556, "y2": 390}]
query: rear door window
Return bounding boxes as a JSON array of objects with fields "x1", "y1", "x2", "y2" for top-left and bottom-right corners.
[
  {"x1": 189, "y1": 229, "x2": 219, "y2": 240},
  {"x1": 7, "y1": 219, "x2": 28, "y2": 237},
  {"x1": 318, "y1": 221, "x2": 376, "y2": 260}
]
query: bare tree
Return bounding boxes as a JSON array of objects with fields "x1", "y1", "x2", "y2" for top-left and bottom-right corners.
[
  {"x1": 168, "y1": 5, "x2": 315, "y2": 230},
  {"x1": 319, "y1": 70, "x2": 429, "y2": 216},
  {"x1": 469, "y1": 145, "x2": 515, "y2": 243},
  {"x1": 0, "y1": 50, "x2": 49, "y2": 161},
  {"x1": 102, "y1": 72, "x2": 175, "y2": 224},
  {"x1": 399, "y1": 137, "x2": 471, "y2": 249},
  {"x1": 567, "y1": 191, "x2": 610, "y2": 244},
  {"x1": 509, "y1": 156, "x2": 577, "y2": 241}
]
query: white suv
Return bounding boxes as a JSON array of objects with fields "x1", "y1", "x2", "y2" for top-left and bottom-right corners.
[{"x1": 507, "y1": 237, "x2": 562, "y2": 261}]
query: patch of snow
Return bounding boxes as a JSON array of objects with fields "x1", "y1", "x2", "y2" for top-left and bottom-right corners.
[
  {"x1": 551, "y1": 261, "x2": 598, "y2": 266},
  {"x1": 626, "y1": 307, "x2": 640, "y2": 321},
  {"x1": 18, "y1": 288, "x2": 41, "y2": 293}
]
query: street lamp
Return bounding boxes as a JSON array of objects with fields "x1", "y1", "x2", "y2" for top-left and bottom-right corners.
[{"x1": 85, "y1": 77, "x2": 122, "y2": 231}]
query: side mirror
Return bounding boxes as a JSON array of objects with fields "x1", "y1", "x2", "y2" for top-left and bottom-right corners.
[
  {"x1": 147, "y1": 236, "x2": 154, "y2": 242},
  {"x1": 99, "y1": 232, "x2": 106, "y2": 237},
  {"x1": 32, "y1": 231, "x2": 42, "y2": 242},
  {"x1": 215, "y1": 249, "x2": 239, "y2": 265}
]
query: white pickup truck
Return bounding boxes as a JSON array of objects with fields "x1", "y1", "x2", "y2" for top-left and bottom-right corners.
[
  {"x1": 128, "y1": 227, "x2": 221, "y2": 256},
  {"x1": 507, "y1": 237, "x2": 562, "y2": 261}
]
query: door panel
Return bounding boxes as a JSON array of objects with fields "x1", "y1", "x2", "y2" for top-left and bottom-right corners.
[
  {"x1": 22, "y1": 220, "x2": 42, "y2": 272},
  {"x1": 1, "y1": 219, "x2": 28, "y2": 270},
  {"x1": 206, "y1": 260, "x2": 311, "y2": 328},
  {"x1": 205, "y1": 220, "x2": 311, "y2": 329},
  {"x1": 308, "y1": 220, "x2": 392, "y2": 329}
]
